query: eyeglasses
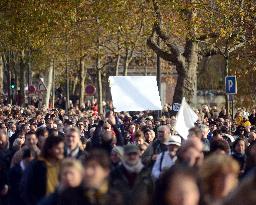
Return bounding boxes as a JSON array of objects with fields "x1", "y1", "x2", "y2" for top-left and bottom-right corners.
[{"x1": 104, "y1": 127, "x2": 110, "y2": 130}]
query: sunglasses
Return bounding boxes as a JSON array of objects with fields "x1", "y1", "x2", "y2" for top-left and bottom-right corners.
[{"x1": 104, "y1": 127, "x2": 110, "y2": 130}]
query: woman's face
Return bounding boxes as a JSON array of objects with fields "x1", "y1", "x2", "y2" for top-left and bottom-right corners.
[
  {"x1": 165, "y1": 175, "x2": 199, "y2": 205},
  {"x1": 61, "y1": 167, "x2": 82, "y2": 188}
]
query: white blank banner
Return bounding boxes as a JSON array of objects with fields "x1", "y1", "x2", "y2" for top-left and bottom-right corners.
[{"x1": 109, "y1": 76, "x2": 162, "y2": 112}]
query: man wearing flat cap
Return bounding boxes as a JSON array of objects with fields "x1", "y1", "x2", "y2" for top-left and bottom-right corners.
[{"x1": 110, "y1": 144, "x2": 153, "y2": 205}]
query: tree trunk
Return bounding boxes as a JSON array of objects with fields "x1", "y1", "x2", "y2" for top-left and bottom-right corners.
[
  {"x1": 147, "y1": 37, "x2": 199, "y2": 105},
  {"x1": 72, "y1": 76, "x2": 78, "y2": 95},
  {"x1": 224, "y1": 55, "x2": 230, "y2": 115},
  {"x1": 19, "y1": 51, "x2": 26, "y2": 106},
  {"x1": 96, "y1": 67, "x2": 103, "y2": 114},
  {"x1": 96, "y1": 34, "x2": 103, "y2": 114},
  {"x1": 123, "y1": 54, "x2": 129, "y2": 76},
  {"x1": 0, "y1": 56, "x2": 4, "y2": 95},
  {"x1": 123, "y1": 48, "x2": 133, "y2": 76},
  {"x1": 184, "y1": 40, "x2": 199, "y2": 105},
  {"x1": 45, "y1": 60, "x2": 53, "y2": 108},
  {"x1": 79, "y1": 58, "x2": 86, "y2": 106},
  {"x1": 52, "y1": 60, "x2": 55, "y2": 108},
  {"x1": 172, "y1": 64, "x2": 186, "y2": 104},
  {"x1": 115, "y1": 53, "x2": 121, "y2": 76}
]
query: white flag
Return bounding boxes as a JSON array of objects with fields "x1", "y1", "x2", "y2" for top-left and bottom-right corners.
[{"x1": 175, "y1": 98, "x2": 198, "y2": 139}]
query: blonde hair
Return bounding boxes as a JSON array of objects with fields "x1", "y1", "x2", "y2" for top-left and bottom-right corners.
[
  {"x1": 59, "y1": 159, "x2": 84, "y2": 178},
  {"x1": 199, "y1": 154, "x2": 239, "y2": 195}
]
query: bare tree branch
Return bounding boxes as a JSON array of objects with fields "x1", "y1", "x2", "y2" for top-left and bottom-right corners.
[
  {"x1": 229, "y1": 42, "x2": 245, "y2": 53},
  {"x1": 147, "y1": 37, "x2": 173, "y2": 62},
  {"x1": 196, "y1": 32, "x2": 219, "y2": 41},
  {"x1": 154, "y1": 24, "x2": 182, "y2": 56}
]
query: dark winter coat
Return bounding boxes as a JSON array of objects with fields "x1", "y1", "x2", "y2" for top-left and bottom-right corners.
[
  {"x1": 141, "y1": 140, "x2": 167, "y2": 167},
  {"x1": 20, "y1": 159, "x2": 47, "y2": 205},
  {"x1": 110, "y1": 165, "x2": 153, "y2": 205},
  {"x1": 58, "y1": 185, "x2": 123, "y2": 205},
  {"x1": 8, "y1": 163, "x2": 26, "y2": 205}
]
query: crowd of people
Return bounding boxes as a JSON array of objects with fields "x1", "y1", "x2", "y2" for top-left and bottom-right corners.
[{"x1": 0, "y1": 102, "x2": 256, "y2": 205}]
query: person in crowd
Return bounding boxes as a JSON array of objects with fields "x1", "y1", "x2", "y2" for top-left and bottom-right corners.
[
  {"x1": 243, "y1": 141, "x2": 256, "y2": 177},
  {"x1": 138, "y1": 142, "x2": 148, "y2": 156},
  {"x1": 80, "y1": 137, "x2": 87, "y2": 151},
  {"x1": 2, "y1": 102, "x2": 256, "y2": 205},
  {"x1": 110, "y1": 146, "x2": 123, "y2": 170},
  {"x1": 176, "y1": 136, "x2": 204, "y2": 168},
  {"x1": 142, "y1": 125, "x2": 169, "y2": 166},
  {"x1": 58, "y1": 149, "x2": 123, "y2": 205},
  {"x1": 211, "y1": 130, "x2": 223, "y2": 141},
  {"x1": 11, "y1": 131, "x2": 40, "y2": 167},
  {"x1": 30, "y1": 122, "x2": 37, "y2": 132},
  {"x1": 199, "y1": 154, "x2": 240, "y2": 205},
  {"x1": 9, "y1": 124, "x2": 31, "y2": 148},
  {"x1": 248, "y1": 131, "x2": 256, "y2": 145},
  {"x1": 144, "y1": 129, "x2": 155, "y2": 144},
  {"x1": 152, "y1": 135, "x2": 181, "y2": 179},
  {"x1": 8, "y1": 123, "x2": 16, "y2": 138},
  {"x1": 200, "y1": 125, "x2": 210, "y2": 153},
  {"x1": 11, "y1": 133, "x2": 26, "y2": 153},
  {"x1": 231, "y1": 137, "x2": 247, "y2": 173},
  {"x1": 248, "y1": 109, "x2": 256, "y2": 126},
  {"x1": 222, "y1": 168, "x2": 256, "y2": 205},
  {"x1": 127, "y1": 124, "x2": 136, "y2": 144},
  {"x1": 8, "y1": 149, "x2": 34, "y2": 205},
  {"x1": 0, "y1": 131, "x2": 12, "y2": 204},
  {"x1": 134, "y1": 130, "x2": 145, "y2": 145},
  {"x1": 188, "y1": 127, "x2": 203, "y2": 139},
  {"x1": 77, "y1": 121, "x2": 87, "y2": 139},
  {"x1": 38, "y1": 159, "x2": 84, "y2": 205},
  {"x1": 153, "y1": 165, "x2": 200, "y2": 205},
  {"x1": 210, "y1": 139, "x2": 230, "y2": 155},
  {"x1": 96, "y1": 129, "x2": 116, "y2": 154},
  {"x1": 0, "y1": 123, "x2": 8, "y2": 134},
  {"x1": 36, "y1": 128, "x2": 49, "y2": 150},
  {"x1": 20, "y1": 136, "x2": 64, "y2": 205},
  {"x1": 64, "y1": 128, "x2": 84, "y2": 159},
  {"x1": 110, "y1": 144, "x2": 153, "y2": 205}
]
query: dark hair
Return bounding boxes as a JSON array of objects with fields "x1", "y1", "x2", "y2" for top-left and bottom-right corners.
[
  {"x1": 153, "y1": 165, "x2": 198, "y2": 205},
  {"x1": 26, "y1": 131, "x2": 36, "y2": 137},
  {"x1": 232, "y1": 137, "x2": 248, "y2": 151},
  {"x1": 134, "y1": 130, "x2": 144, "y2": 139},
  {"x1": 82, "y1": 149, "x2": 110, "y2": 170},
  {"x1": 41, "y1": 136, "x2": 64, "y2": 159},
  {"x1": 80, "y1": 137, "x2": 87, "y2": 144},
  {"x1": 212, "y1": 129, "x2": 222, "y2": 137},
  {"x1": 143, "y1": 128, "x2": 152, "y2": 134},
  {"x1": 210, "y1": 139, "x2": 230, "y2": 154},
  {"x1": 36, "y1": 128, "x2": 48, "y2": 137},
  {"x1": 22, "y1": 148, "x2": 33, "y2": 159},
  {"x1": 48, "y1": 128, "x2": 58, "y2": 137}
]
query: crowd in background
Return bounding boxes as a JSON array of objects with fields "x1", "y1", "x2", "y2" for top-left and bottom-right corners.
[{"x1": 1, "y1": 102, "x2": 256, "y2": 205}]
